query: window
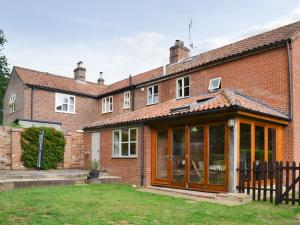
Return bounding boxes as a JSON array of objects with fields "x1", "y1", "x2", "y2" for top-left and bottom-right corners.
[
  {"x1": 147, "y1": 85, "x2": 159, "y2": 105},
  {"x1": 102, "y1": 96, "x2": 113, "y2": 113},
  {"x1": 55, "y1": 93, "x2": 75, "y2": 113},
  {"x1": 9, "y1": 95, "x2": 16, "y2": 113},
  {"x1": 113, "y1": 128, "x2": 138, "y2": 157},
  {"x1": 208, "y1": 77, "x2": 221, "y2": 92},
  {"x1": 176, "y1": 76, "x2": 190, "y2": 99},
  {"x1": 123, "y1": 91, "x2": 130, "y2": 109}
]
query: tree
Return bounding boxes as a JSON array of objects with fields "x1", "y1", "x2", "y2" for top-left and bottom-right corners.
[{"x1": 0, "y1": 29, "x2": 10, "y2": 124}]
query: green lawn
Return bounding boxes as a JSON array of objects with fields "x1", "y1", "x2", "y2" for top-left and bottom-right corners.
[{"x1": 0, "y1": 184, "x2": 300, "y2": 225}]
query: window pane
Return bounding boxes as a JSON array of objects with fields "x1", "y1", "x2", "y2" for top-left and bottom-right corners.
[
  {"x1": 113, "y1": 142, "x2": 120, "y2": 156},
  {"x1": 209, "y1": 125, "x2": 225, "y2": 185},
  {"x1": 177, "y1": 79, "x2": 182, "y2": 97},
  {"x1": 154, "y1": 85, "x2": 158, "y2": 94},
  {"x1": 172, "y1": 128, "x2": 185, "y2": 182},
  {"x1": 130, "y1": 143, "x2": 137, "y2": 155},
  {"x1": 63, "y1": 96, "x2": 68, "y2": 103},
  {"x1": 69, "y1": 97, "x2": 74, "y2": 104},
  {"x1": 189, "y1": 127, "x2": 204, "y2": 184},
  {"x1": 121, "y1": 143, "x2": 129, "y2": 156},
  {"x1": 240, "y1": 124, "x2": 251, "y2": 164},
  {"x1": 184, "y1": 77, "x2": 189, "y2": 87},
  {"x1": 130, "y1": 129, "x2": 137, "y2": 142},
  {"x1": 62, "y1": 104, "x2": 68, "y2": 111},
  {"x1": 114, "y1": 131, "x2": 120, "y2": 142},
  {"x1": 184, "y1": 86, "x2": 189, "y2": 97},
  {"x1": 122, "y1": 130, "x2": 128, "y2": 142},
  {"x1": 69, "y1": 105, "x2": 74, "y2": 112},
  {"x1": 154, "y1": 95, "x2": 158, "y2": 103},
  {"x1": 255, "y1": 126, "x2": 265, "y2": 163},
  {"x1": 156, "y1": 129, "x2": 168, "y2": 180},
  {"x1": 268, "y1": 128, "x2": 276, "y2": 164}
]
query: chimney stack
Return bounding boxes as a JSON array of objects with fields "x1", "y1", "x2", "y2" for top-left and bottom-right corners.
[
  {"x1": 97, "y1": 72, "x2": 105, "y2": 85},
  {"x1": 74, "y1": 61, "x2": 86, "y2": 81},
  {"x1": 169, "y1": 40, "x2": 190, "y2": 64}
]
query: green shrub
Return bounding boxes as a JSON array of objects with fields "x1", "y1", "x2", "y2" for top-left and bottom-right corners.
[{"x1": 21, "y1": 127, "x2": 66, "y2": 170}]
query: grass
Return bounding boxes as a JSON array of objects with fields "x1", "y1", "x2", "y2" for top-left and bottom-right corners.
[{"x1": 0, "y1": 184, "x2": 300, "y2": 225}]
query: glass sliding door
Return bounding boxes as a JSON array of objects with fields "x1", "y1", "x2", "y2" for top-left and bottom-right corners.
[
  {"x1": 172, "y1": 128, "x2": 186, "y2": 182},
  {"x1": 208, "y1": 125, "x2": 226, "y2": 185},
  {"x1": 189, "y1": 127, "x2": 204, "y2": 184},
  {"x1": 268, "y1": 128, "x2": 276, "y2": 164},
  {"x1": 156, "y1": 129, "x2": 168, "y2": 180},
  {"x1": 255, "y1": 126, "x2": 265, "y2": 163}
]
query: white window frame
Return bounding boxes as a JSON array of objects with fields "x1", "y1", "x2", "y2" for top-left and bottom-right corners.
[
  {"x1": 112, "y1": 128, "x2": 138, "y2": 158},
  {"x1": 123, "y1": 91, "x2": 130, "y2": 109},
  {"x1": 102, "y1": 96, "x2": 113, "y2": 113},
  {"x1": 147, "y1": 85, "x2": 159, "y2": 105},
  {"x1": 55, "y1": 93, "x2": 75, "y2": 114},
  {"x1": 176, "y1": 76, "x2": 190, "y2": 99},
  {"x1": 208, "y1": 77, "x2": 222, "y2": 92},
  {"x1": 9, "y1": 95, "x2": 16, "y2": 114}
]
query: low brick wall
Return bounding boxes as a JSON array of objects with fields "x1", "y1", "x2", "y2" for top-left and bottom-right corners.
[{"x1": 0, "y1": 126, "x2": 89, "y2": 170}]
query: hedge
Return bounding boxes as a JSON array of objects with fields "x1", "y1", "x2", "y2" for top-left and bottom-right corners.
[{"x1": 21, "y1": 127, "x2": 66, "y2": 170}]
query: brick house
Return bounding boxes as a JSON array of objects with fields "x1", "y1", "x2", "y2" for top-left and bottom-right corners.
[{"x1": 4, "y1": 21, "x2": 300, "y2": 192}]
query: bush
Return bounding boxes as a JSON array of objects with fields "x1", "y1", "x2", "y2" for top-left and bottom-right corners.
[{"x1": 21, "y1": 127, "x2": 66, "y2": 170}]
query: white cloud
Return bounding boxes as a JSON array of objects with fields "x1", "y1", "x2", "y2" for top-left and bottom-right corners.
[{"x1": 4, "y1": 32, "x2": 169, "y2": 84}]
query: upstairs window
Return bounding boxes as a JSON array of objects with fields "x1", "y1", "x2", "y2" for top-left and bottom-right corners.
[
  {"x1": 102, "y1": 96, "x2": 113, "y2": 113},
  {"x1": 176, "y1": 76, "x2": 190, "y2": 99},
  {"x1": 208, "y1": 77, "x2": 221, "y2": 92},
  {"x1": 147, "y1": 85, "x2": 159, "y2": 105},
  {"x1": 55, "y1": 93, "x2": 75, "y2": 114},
  {"x1": 9, "y1": 95, "x2": 16, "y2": 113},
  {"x1": 124, "y1": 91, "x2": 130, "y2": 109},
  {"x1": 113, "y1": 128, "x2": 138, "y2": 157}
]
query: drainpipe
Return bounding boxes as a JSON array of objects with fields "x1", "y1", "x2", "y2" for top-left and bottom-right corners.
[
  {"x1": 31, "y1": 87, "x2": 34, "y2": 120},
  {"x1": 129, "y1": 75, "x2": 135, "y2": 111},
  {"x1": 140, "y1": 122, "x2": 145, "y2": 186},
  {"x1": 286, "y1": 40, "x2": 293, "y2": 119}
]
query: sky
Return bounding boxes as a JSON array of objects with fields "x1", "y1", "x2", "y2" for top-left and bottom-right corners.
[{"x1": 1, "y1": 0, "x2": 300, "y2": 84}]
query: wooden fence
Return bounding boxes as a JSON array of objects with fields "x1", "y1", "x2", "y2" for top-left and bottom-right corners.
[{"x1": 237, "y1": 161, "x2": 300, "y2": 205}]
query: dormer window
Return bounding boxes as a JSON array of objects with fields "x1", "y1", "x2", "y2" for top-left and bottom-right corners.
[
  {"x1": 102, "y1": 96, "x2": 113, "y2": 113},
  {"x1": 9, "y1": 95, "x2": 16, "y2": 113},
  {"x1": 176, "y1": 76, "x2": 190, "y2": 99},
  {"x1": 147, "y1": 85, "x2": 159, "y2": 105},
  {"x1": 208, "y1": 77, "x2": 221, "y2": 92},
  {"x1": 124, "y1": 91, "x2": 130, "y2": 109}
]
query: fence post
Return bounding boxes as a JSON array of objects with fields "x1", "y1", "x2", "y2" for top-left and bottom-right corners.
[
  {"x1": 253, "y1": 161, "x2": 256, "y2": 201},
  {"x1": 275, "y1": 161, "x2": 280, "y2": 205},
  {"x1": 247, "y1": 160, "x2": 250, "y2": 195},
  {"x1": 269, "y1": 162, "x2": 274, "y2": 203},
  {"x1": 286, "y1": 162, "x2": 289, "y2": 204},
  {"x1": 292, "y1": 161, "x2": 296, "y2": 205},
  {"x1": 280, "y1": 161, "x2": 283, "y2": 204},
  {"x1": 263, "y1": 161, "x2": 267, "y2": 202}
]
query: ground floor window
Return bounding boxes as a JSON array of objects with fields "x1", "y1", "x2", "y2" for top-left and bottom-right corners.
[
  {"x1": 113, "y1": 128, "x2": 137, "y2": 157},
  {"x1": 239, "y1": 120, "x2": 282, "y2": 166}
]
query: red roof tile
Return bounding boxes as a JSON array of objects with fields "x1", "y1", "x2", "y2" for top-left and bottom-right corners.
[
  {"x1": 85, "y1": 90, "x2": 288, "y2": 128},
  {"x1": 14, "y1": 67, "x2": 106, "y2": 97}
]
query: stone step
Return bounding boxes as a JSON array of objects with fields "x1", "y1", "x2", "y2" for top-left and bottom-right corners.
[
  {"x1": 0, "y1": 178, "x2": 87, "y2": 192},
  {"x1": 87, "y1": 176, "x2": 121, "y2": 184}
]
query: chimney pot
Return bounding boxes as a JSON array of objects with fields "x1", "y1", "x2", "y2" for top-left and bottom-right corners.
[
  {"x1": 97, "y1": 72, "x2": 105, "y2": 85},
  {"x1": 169, "y1": 40, "x2": 190, "y2": 64},
  {"x1": 74, "y1": 61, "x2": 86, "y2": 81}
]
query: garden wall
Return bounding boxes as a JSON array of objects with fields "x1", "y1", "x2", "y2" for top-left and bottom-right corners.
[{"x1": 0, "y1": 126, "x2": 90, "y2": 170}]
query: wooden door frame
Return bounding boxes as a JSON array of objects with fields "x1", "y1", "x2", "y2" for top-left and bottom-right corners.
[{"x1": 151, "y1": 121, "x2": 229, "y2": 192}]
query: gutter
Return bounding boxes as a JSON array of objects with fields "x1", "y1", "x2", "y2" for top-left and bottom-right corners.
[
  {"x1": 140, "y1": 122, "x2": 145, "y2": 186},
  {"x1": 286, "y1": 39, "x2": 293, "y2": 119}
]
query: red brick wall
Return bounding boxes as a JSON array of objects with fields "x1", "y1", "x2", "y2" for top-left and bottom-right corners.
[
  {"x1": 84, "y1": 125, "x2": 153, "y2": 185},
  {"x1": 0, "y1": 126, "x2": 12, "y2": 169},
  {"x1": 22, "y1": 88, "x2": 99, "y2": 131}
]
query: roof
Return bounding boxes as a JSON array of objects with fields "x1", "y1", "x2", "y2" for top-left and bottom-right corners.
[
  {"x1": 14, "y1": 67, "x2": 106, "y2": 97},
  {"x1": 85, "y1": 90, "x2": 289, "y2": 129},
  {"x1": 13, "y1": 21, "x2": 300, "y2": 97}
]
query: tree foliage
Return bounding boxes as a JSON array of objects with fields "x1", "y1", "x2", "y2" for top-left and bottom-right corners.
[
  {"x1": 21, "y1": 127, "x2": 66, "y2": 170},
  {"x1": 0, "y1": 29, "x2": 10, "y2": 124}
]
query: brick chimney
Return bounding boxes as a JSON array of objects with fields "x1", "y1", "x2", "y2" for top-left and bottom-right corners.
[
  {"x1": 74, "y1": 61, "x2": 86, "y2": 81},
  {"x1": 97, "y1": 72, "x2": 105, "y2": 85},
  {"x1": 169, "y1": 40, "x2": 190, "y2": 64}
]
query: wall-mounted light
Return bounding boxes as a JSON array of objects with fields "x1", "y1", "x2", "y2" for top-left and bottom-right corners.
[
  {"x1": 227, "y1": 118, "x2": 235, "y2": 128},
  {"x1": 191, "y1": 126, "x2": 199, "y2": 132},
  {"x1": 141, "y1": 87, "x2": 144, "y2": 91}
]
